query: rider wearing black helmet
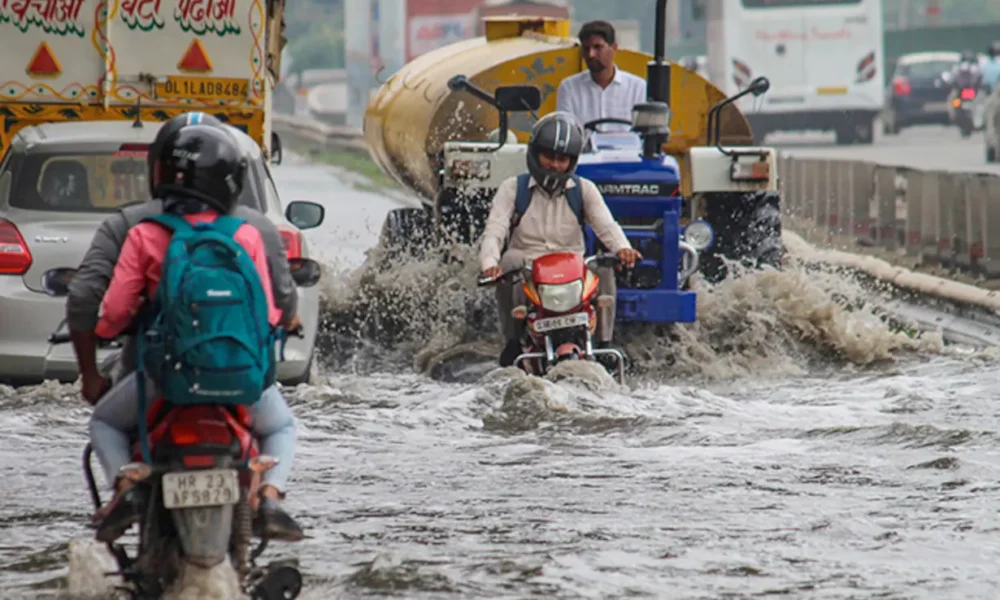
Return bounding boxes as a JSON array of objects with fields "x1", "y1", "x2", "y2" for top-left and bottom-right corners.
[
  {"x1": 156, "y1": 123, "x2": 247, "y2": 213},
  {"x1": 82, "y1": 121, "x2": 304, "y2": 544},
  {"x1": 479, "y1": 111, "x2": 642, "y2": 366},
  {"x1": 147, "y1": 111, "x2": 224, "y2": 197}
]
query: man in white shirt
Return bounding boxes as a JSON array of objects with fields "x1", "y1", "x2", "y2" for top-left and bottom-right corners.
[{"x1": 556, "y1": 20, "x2": 647, "y2": 132}]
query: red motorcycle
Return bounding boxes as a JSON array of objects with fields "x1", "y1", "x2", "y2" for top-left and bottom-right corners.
[
  {"x1": 43, "y1": 260, "x2": 321, "y2": 600},
  {"x1": 479, "y1": 252, "x2": 626, "y2": 383}
]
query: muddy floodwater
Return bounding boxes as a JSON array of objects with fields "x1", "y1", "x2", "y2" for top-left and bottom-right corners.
[{"x1": 3, "y1": 158, "x2": 1000, "y2": 599}]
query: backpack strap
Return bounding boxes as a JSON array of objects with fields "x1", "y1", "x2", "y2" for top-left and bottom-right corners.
[
  {"x1": 143, "y1": 212, "x2": 193, "y2": 237},
  {"x1": 207, "y1": 215, "x2": 246, "y2": 239},
  {"x1": 509, "y1": 174, "x2": 585, "y2": 231},
  {"x1": 509, "y1": 173, "x2": 533, "y2": 231},
  {"x1": 565, "y1": 175, "x2": 585, "y2": 228}
]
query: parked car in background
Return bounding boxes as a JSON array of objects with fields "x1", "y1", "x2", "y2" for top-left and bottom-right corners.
[
  {"x1": 882, "y1": 51, "x2": 961, "y2": 134},
  {"x1": 0, "y1": 120, "x2": 325, "y2": 386}
]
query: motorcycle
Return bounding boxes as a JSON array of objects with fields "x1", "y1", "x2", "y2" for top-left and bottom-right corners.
[
  {"x1": 948, "y1": 79, "x2": 986, "y2": 137},
  {"x1": 478, "y1": 252, "x2": 628, "y2": 384},
  {"x1": 43, "y1": 257, "x2": 322, "y2": 600}
]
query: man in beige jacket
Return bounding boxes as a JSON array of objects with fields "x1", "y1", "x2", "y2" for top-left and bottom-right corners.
[{"x1": 479, "y1": 112, "x2": 642, "y2": 366}]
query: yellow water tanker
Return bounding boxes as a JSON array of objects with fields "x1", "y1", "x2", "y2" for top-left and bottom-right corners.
[{"x1": 363, "y1": 15, "x2": 753, "y2": 201}]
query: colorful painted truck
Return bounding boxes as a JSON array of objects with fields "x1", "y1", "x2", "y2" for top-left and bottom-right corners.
[{"x1": 0, "y1": 0, "x2": 287, "y2": 159}]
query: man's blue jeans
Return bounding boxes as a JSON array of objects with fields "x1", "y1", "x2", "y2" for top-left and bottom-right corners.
[{"x1": 88, "y1": 373, "x2": 296, "y2": 492}]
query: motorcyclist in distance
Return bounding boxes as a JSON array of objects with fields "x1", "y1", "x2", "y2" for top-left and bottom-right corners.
[
  {"x1": 950, "y1": 50, "x2": 983, "y2": 91},
  {"x1": 82, "y1": 120, "x2": 304, "y2": 544},
  {"x1": 478, "y1": 112, "x2": 642, "y2": 367}
]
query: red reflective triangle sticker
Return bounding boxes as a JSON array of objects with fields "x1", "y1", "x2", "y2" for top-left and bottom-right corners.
[
  {"x1": 177, "y1": 38, "x2": 213, "y2": 73},
  {"x1": 26, "y1": 42, "x2": 61, "y2": 78}
]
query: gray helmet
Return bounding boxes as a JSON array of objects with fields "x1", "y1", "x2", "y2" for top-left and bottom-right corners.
[{"x1": 527, "y1": 112, "x2": 585, "y2": 195}]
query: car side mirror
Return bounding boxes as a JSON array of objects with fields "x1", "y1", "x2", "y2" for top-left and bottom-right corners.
[
  {"x1": 284, "y1": 201, "x2": 324, "y2": 230},
  {"x1": 271, "y1": 132, "x2": 283, "y2": 165},
  {"x1": 288, "y1": 258, "x2": 321, "y2": 288}
]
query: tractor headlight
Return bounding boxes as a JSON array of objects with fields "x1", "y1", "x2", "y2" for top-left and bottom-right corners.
[
  {"x1": 683, "y1": 220, "x2": 715, "y2": 251},
  {"x1": 538, "y1": 281, "x2": 584, "y2": 313}
]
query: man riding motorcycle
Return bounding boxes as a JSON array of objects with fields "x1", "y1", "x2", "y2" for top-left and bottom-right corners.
[
  {"x1": 478, "y1": 112, "x2": 642, "y2": 367},
  {"x1": 950, "y1": 50, "x2": 983, "y2": 91},
  {"x1": 68, "y1": 112, "x2": 304, "y2": 543}
]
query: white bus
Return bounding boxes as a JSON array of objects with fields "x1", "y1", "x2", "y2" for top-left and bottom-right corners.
[{"x1": 706, "y1": 0, "x2": 884, "y2": 145}]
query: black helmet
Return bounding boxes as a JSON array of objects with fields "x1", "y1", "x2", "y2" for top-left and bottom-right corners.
[
  {"x1": 148, "y1": 112, "x2": 224, "y2": 197},
  {"x1": 157, "y1": 123, "x2": 246, "y2": 214},
  {"x1": 526, "y1": 112, "x2": 585, "y2": 195},
  {"x1": 960, "y1": 50, "x2": 978, "y2": 63}
]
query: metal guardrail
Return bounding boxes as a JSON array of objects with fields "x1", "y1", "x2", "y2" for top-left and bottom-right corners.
[
  {"x1": 777, "y1": 154, "x2": 1000, "y2": 280},
  {"x1": 271, "y1": 114, "x2": 1000, "y2": 284}
]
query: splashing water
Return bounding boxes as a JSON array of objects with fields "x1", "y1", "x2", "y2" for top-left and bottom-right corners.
[{"x1": 314, "y1": 232, "x2": 943, "y2": 383}]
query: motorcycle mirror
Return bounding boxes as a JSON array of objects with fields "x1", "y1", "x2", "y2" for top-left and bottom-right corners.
[
  {"x1": 42, "y1": 267, "x2": 78, "y2": 297},
  {"x1": 288, "y1": 258, "x2": 321, "y2": 288}
]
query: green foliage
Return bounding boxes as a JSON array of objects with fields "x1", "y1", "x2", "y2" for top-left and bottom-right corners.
[{"x1": 285, "y1": 0, "x2": 345, "y2": 73}]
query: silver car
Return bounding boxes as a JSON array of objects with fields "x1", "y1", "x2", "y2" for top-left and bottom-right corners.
[{"x1": 0, "y1": 120, "x2": 324, "y2": 386}]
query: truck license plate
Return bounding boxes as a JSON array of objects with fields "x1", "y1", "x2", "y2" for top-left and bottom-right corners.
[
  {"x1": 533, "y1": 312, "x2": 589, "y2": 333},
  {"x1": 156, "y1": 76, "x2": 250, "y2": 102},
  {"x1": 162, "y1": 468, "x2": 240, "y2": 509}
]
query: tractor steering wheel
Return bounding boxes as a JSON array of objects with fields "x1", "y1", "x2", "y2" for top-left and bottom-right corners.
[{"x1": 583, "y1": 118, "x2": 633, "y2": 132}]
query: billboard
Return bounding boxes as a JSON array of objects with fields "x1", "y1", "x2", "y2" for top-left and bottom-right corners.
[{"x1": 405, "y1": 0, "x2": 483, "y2": 61}]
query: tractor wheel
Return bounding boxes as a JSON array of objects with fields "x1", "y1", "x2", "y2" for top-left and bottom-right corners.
[{"x1": 700, "y1": 190, "x2": 784, "y2": 283}]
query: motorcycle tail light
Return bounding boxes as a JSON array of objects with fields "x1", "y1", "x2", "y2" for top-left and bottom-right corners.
[
  {"x1": 961, "y1": 88, "x2": 976, "y2": 100},
  {"x1": 169, "y1": 421, "x2": 233, "y2": 446}
]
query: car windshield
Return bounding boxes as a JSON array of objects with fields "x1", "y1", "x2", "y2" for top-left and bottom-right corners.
[
  {"x1": 8, "y1": 146, "x2": 261, "y2": 212},
  {"x1": 900, "y1": 60, "x2": 955, "y2": 79}
]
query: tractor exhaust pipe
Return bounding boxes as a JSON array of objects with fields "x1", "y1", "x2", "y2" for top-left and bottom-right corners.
[{"x1": 647, "y1": 0, "x2": 671, "y2": 106}]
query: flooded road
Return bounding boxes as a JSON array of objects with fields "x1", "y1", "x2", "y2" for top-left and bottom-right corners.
[{"x1": 3, "y1": 156, "x2": 1000, "y2": 599}]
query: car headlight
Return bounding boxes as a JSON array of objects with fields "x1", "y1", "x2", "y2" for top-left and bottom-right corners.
[
  {"x1": 538, "y1": 280, "x2": 584, "y2": 313},
  {"x1": 683, "y1": 219, "x2": 714, "y2": 251}
]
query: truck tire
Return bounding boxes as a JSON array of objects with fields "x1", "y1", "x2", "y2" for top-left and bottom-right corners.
[
  {"x1": 379, "y1": 207, "x2": 431, "y2": 259},
  {"x1": 699, "y1": 190, "x2": 784, "y2": 283}
]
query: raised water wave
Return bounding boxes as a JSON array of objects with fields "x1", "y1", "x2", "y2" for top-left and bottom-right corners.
[{"x1": 313, "y1": 235, "x2": 943, "y2": 383}]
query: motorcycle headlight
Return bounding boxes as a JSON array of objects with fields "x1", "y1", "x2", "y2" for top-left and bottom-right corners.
[
  {"x1": 538, "y1": 280, "x2": 584, "y2": 313},
  {"x1": 683, "y1": 219, "x2": 714, "y2": 251}
]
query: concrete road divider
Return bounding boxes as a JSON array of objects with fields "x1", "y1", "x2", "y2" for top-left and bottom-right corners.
[{"x1": 778, "y1": 151, "x2": 1000, "y2": 280}]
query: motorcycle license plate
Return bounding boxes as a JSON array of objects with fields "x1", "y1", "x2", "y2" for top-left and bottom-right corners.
[
  {"x1": 162, "y1": 468, "x2": 240, "y2": 509},
  {"x1": 533, "y1": 312, "x2": 589, "y2": 333}
]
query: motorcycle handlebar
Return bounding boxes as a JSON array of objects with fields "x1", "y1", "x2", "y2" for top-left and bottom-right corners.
[{"x1": 479, "y1": 254, "x2": 623, "y2": 287}]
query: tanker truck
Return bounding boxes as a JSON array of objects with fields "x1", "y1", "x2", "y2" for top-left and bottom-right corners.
[{"x1": 363, "y1": 0, "x2": 781, "y2": 326}]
